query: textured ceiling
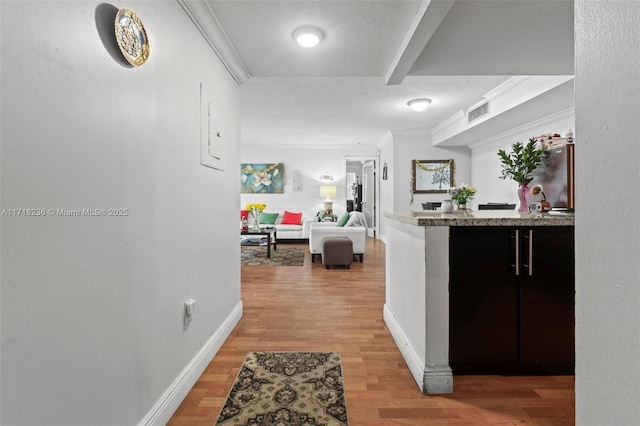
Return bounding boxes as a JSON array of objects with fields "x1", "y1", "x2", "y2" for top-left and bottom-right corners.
[
  {"x1": 203, "y1": 0, "x2": 574, "y2": 146},
  {"x1": 207, "y1": 0, "x2": 423, "y2": 77},
  {"x1": 239, "y1": 75, "x2": 511, "y2": 146}
]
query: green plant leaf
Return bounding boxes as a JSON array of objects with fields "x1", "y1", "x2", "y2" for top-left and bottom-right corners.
[{"x1": 497, "y1": 138, "x2": 544, "y2": 184}]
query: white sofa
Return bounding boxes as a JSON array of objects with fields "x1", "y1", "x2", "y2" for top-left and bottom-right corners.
[
  {"x1": 309, "y1": 214, "x2": 367, "y2": 262},
  {"x1": 257, "y1": 209, "x2": 314, "y2": 240}
]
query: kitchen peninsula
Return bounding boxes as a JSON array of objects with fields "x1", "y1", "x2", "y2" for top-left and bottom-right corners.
[{"x1": 383, "y1": 210, "x2": 575, "y2": 394}]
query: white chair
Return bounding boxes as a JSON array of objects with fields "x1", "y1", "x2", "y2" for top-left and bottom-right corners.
[{"x1": 309, "y1": 213, "x2": 366, "y2": 262}]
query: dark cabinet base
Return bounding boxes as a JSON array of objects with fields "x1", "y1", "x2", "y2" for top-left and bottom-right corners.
[{"x1": 449, "y1": 226, "x2": 575, "y2": 375}]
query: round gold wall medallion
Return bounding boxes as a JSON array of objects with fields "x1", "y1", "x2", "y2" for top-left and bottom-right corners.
[{"x1": 114, "y1": 8, "x2": 149, "y2": 66}]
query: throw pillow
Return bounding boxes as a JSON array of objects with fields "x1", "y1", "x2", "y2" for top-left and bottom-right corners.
[
  {"x1": 259, "y1": 212, "x2": 278, "y2": 225},
  {"x1": 336, "y1": 212, "x2": 350, "y2": 227},
  {"x1": 281, "y1": 211, "x2": 302, "y2": 225}
]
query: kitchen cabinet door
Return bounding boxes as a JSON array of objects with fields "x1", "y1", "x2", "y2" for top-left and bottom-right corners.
[
  {"x1": 449, "y1": 227, "x2": 518, "y2": 372},
  {"x1": 519, "y1": 226, "x2": 575, "y2": 371}
]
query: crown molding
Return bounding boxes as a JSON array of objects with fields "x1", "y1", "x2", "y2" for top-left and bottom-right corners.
[
  {"x1": 467, "y1": 107, "x2": 575, "y2": 150},
  {"x1": 430, "y1": 109, "x2": 465, "y2": 135},
  {"x1": 242, "y1": 143, "x2": 379, "y2": 152},
  {"x1": 177, "y1": 0, "x2": 250, "y2": 84}
]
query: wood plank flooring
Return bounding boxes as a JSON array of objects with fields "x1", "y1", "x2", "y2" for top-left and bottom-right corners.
[{"x1": 168, "y1": 238, "x2": 575, "y2": 425}]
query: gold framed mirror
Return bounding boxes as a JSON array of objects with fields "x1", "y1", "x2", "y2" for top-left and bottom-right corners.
[{"x1": 411, "y1": 159, "x2": 454, "y2": 194}]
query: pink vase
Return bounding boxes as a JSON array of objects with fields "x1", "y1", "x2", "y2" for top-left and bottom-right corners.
[{"x1": 517, "y1": 183, "x2": 530, "y2": 212}]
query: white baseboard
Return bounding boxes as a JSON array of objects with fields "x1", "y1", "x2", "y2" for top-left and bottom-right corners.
[
  {"x1": 138, "y1": 302, "x2": 243, "y2": 426},
  {"x1": 383, "y1": 304, "x2": 424, "y2": 392}
]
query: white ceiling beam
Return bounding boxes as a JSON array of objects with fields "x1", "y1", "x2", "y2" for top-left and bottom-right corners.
[
  {"x1": 177, "y1": 0, "x2": 250, "y2": 84},
  {"x1": 385, "y1": 0, "x2": 455, "y2": 85}
]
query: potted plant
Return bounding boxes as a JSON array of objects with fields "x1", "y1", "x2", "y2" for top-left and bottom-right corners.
[
  {"x1": 449, "y1": 184, "x2": 477, "y2": 210},
  {"x1": 497, "y1": 138, "x2": 544, "y2": 212}
]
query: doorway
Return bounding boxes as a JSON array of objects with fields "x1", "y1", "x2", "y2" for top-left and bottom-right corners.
[
  {"x1": 345, "y1": 157, "x2": 377, "y2": 239},
  {"x1": 362, "y1": 161, "x2": 376, "y2": 238}
]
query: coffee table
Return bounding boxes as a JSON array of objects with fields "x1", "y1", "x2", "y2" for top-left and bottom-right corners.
[{"x1": 240, "y1": 227, "x2": 277, "y2": 258}]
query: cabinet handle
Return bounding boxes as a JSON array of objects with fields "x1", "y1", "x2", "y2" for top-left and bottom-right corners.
[
  {"x1": 522, "y1": 229, "x2": 534, "y2": 276},
  {"x1": 528, "y1": 229, "x2": 533, "y2": 276},
  {"x1": 512, "y1": 229, "x2": 520, "y2": 276}
]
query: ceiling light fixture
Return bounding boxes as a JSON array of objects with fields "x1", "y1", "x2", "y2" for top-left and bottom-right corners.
[
  {"x1": 407, "y1": 98, "x2": 432, "y2": 112},
  {"x1": 319, "y1": 171, "x2": 334, "y2": 181},
  {"x1": 293, "y1": 26, "x2": 324, "y2": 48}
]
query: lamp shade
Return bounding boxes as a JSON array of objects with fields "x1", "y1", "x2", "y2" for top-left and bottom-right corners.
[{"x1": 320, "y1": 185, "x2": 337, "y2": 198}]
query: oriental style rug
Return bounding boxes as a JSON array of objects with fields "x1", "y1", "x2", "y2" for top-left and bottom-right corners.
[
  {"x1": 215, "y1": 352, "x2": 349, "y2": 426},
  {"x1": 241, "y1": 246, "x2": 305, "y2": 266}
]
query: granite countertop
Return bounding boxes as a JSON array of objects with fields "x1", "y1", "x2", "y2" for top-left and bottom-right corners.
[{"x1": 384, "y1": 210, "x2": 575, "y2": 227}]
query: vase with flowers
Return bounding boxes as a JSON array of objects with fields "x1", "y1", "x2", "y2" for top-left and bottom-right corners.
[
  {"x1": 497, "y1": 138, "x2": 544, "y2": 212},
  {"x1": 449, "y1": 184, "x2": 477, "y2": 210},
  {"x1": 245, "y1": 203, "x2": 266, "y2": 231}
]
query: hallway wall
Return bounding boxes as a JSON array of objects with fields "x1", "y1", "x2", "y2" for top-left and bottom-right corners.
[
  {"x1": 575, "y1": 1, "x2": 640, "y2": 424},
  {"x1": 1, "y1": 1, "x2": 241, "y2": 424}
]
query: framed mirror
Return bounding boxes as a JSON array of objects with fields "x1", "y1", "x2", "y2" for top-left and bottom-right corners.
[{"x1": 411, "y1": 159, "x2": 454, "y2": 194}]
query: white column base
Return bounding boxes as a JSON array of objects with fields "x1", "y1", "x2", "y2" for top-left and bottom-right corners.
[
  {"x1": 423, "y1": 365, "x2": 453, "y2": 394},
  {"x1": 384, "y1": 304, "x2": 453, "y2": 395}
]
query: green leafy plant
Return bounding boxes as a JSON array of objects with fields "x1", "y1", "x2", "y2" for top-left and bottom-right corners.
[{"x1": 497, "y1": 138, "x2": 544, "y2": 184}]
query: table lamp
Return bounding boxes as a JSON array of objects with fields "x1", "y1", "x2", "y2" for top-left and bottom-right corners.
[{"x1": 320, "y1": 185, "x2": 337, "y2": 213}]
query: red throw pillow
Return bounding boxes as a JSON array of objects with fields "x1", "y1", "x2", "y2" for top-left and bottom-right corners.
[
  {"x1": 240, "y1": 210, "x2": 249, "y2": 221},
  {"x1": 281, "y1": 211, "x2": 302, "y2": 225}
]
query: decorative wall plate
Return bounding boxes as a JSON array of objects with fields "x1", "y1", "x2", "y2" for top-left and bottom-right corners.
[{"x1": 114, "y1": 7, "x2": 149, "y2": 66}]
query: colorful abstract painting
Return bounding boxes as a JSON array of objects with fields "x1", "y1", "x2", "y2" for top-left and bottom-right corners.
[{"x1": 241, "y1": 163, "x2": 284, "y2": 194}]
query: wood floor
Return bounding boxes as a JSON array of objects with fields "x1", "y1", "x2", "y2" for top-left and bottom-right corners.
[{"x1": 168, "y1": 238, "x2": 575, "y2": 425}]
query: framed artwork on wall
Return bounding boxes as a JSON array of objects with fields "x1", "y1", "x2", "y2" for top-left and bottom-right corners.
[
  {"x1": 241, "y1": 163, "x2": 284, "y2": 193},
  {"x1": 411, "y1": 159, "x2": 454, "y2": 194}
]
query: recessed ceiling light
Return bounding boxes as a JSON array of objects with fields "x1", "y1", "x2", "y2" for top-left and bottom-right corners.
[
  {"x1": 407, "y1": 98, "x2": 432, "y2": 112},
  {"x1": 293, "y1": 26, "x2": 324, "y2": 48}
]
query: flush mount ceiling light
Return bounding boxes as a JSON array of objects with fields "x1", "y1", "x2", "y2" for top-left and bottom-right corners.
[
  {"x1": 293, "y1": 26, "x2": 324, "y2": 47},
  {"x1": 407, "y1": 98, "x2": 432, "y2": 112}
]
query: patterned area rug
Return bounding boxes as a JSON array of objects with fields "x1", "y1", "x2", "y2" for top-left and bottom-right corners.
[
  {"x1": 241, "y1": 246, "x2": 305, "y2": 266},
  {"x1": 215, "y1": 352, "x2": 348, "y2": 425}
]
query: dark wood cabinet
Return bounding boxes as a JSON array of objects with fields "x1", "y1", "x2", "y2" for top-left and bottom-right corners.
[{"x1": 449, "y1": 226, "x2": 574, "y2": 374}]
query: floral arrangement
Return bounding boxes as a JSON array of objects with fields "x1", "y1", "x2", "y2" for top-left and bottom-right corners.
[
  {"x1": 449, "y1": 184, "x2": 477, "y2": 206},
  {"x1": 245, "y1": 203, "x2": 266, "y2": 231},
  {"x1": 497, "y1": 138, "x2": 544, "y2": 184},
  {"x1": 245, "y1": 203, "x2": 266, "y2": 212}
]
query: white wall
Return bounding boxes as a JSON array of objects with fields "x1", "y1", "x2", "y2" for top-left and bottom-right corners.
[
  {"x1": 575, "y1": 2, "x2": 640, "y2": 424},
  {"x1": 240, "y1": 144, "x2": 376, "y2": 219},
  {"x1": 1, "y1": 2, "x2": 241, "y2": 424},
  {"x1": 392, "y1": 133, "x2": 471, "y2": 212},
  {"x1": 376, "y1": 132, "x2": 471, "y2": 241},
  {"x1": 384, "y1": 219, "x2": 427, "y2": 375},
  {"x1": 470, "y1": 108, "x2": 575, "y2": 206}
]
